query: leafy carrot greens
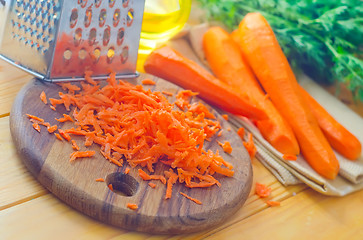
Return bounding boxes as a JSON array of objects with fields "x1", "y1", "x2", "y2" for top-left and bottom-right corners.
[{"x1": 197, "y1": 0, "x2": 363, "y2": 100}]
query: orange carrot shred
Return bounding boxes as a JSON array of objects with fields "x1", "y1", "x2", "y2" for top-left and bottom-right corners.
[
  {"x1": 26, "y1": 114, "x2": 44, "y2": 122},
  {"x1": 71, "y1": 140, "x2": 80, "y2": 150},
  {"x1": 95, "y1": 178, "x2": 105, "y2": 182},
  {"x1": 255, "y1": 182, "x2": 271, "y2": 198},
  {"x1": 218, "y1": 141, "x2": 233, "y2": 154},
  {"x1": 180, "y1": 192, "x2": 202, "y2": 205},
  {"x1": 40, "y1": 91, "x2": 47, "y2": 104},
  {"x1": 50, "y1": 105, "x2": 56, "y2": 111},
  {"x1": 32, "y1": 123, "x2": 41, "y2": 132},
  {"x1": 266, "y1": 200, "x2": 280, "y2": 207},
  {"x1": 28, "y1": 72, "x2": 235, "y2": 202},
  {"x1": 54, "y1": 133, "x2": 63, "y2": 141},
  {"x1": 47, "y1": 125, "x2": 58, "y2": 133},
  {"x1": 58, "y1": 129, "x2": 71, "y2": 141},
  {"x1": 108, "y1": 183, "x2": 114, "y2": 191},
  {"x1": 161, "y1": 90, "x2": 173, "y2": 96},
  {"x1": 70, "y1": 150, "x2": 95, "y2": 161},
  {"x1": 243, "y1": 133, "x2": 257, "y2": 159},
  {"x1": 56, "y1": 113, "x2": 74, "y2": 123},
  {"x1": 141, "y1": 79, "x2": 156, "y2": 85},
  {"x1": 127, "y1": 203, "x2": 138, "y2": 210},
  {"x1": 282, "y1": 154, "x2": 297, "y2": 161},
  {"x1": 237, "y1": 127, "x2": 245, "y2": 139},
  {"x1": 148, "y1": 182, "x2": 156, "y2": 188},
  {"x1": 222, "y1": 114, "x2": 229, "y2": 121}
]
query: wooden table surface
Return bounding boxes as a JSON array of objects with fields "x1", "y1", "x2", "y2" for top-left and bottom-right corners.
[{"x1": 1, "y1": 55, "x2": 363, "y2": 240}]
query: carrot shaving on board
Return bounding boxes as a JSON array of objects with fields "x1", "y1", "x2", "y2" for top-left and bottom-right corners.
[
  {"x1": 218, "y1": 141, "x2": 233, "y2": 154},
  {"x1": 32, "y1": 123, "x2": 41, "y2": 132},
  {"x1": 141, "y1": 79, "x2": 156, "y2": 85},
  {"x1": 148, "y1": 182, "x2": 156, "y2": 188},
  {"x1": 282, "y1": 154, "x2": 297, "y2": 161},
  {"x1": 27, "y1": 72, "x2": 234, "y2": 201},
  {"x1": 180, "y1": 192, "x2": 202, "y2": 205},
  {"x1": 40, "y1": 91, "x2": 47, "y2": 104},
  {"x1": 26, "y1": 114, "x2": 44, "y2": 122},
  {"x1": 124, "y1": 167, "x2": 130, "y2": 174},
  {"x1": 71, "y1": 140, "x2": 80, "y2": 150},
  {"x1": 56, "y1": 113, "x2": 74, "y2": 122},
  {"x1": 255, "y1": 182, "x2": 272, "y2": 198},
  {"x1": 47, "y1": 125, "x2": 58, "y2": 133},
  {"x1": 127, "y1": 203, "x2": 138, "y2": 210},
  {"x1": 70, "y1": 150, "x2": 95, "y2": 162},
  {"x1": 108, "y1": 183, "x2": 114, "y2": 191},
  {"x1": 95, "y1": 178, "x2": 105, "y2": 182}
]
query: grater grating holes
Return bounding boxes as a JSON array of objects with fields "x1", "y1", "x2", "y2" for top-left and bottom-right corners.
[
  {"x1": 117, "y1": 27, "x2": 124, "y2": 46},
  {"x1": 84, "y1": 8, "x2": 92, "y2": 28},
  {"x1": 126, "y1": 8, "x2": 134, "y2": 27},
  {"x1": 103, "y1": 26, "x2": 110, "y2": 46},
  {"x1": 88, "y1": 28, "x2": 97, "y2": 46},
  {"x1": 109, "y1": 0, "x2": 116, "y2": 8},
  {"x1": 95, "y1": 0, "x2": 102, "y2": 8},
  {"x1": 99, "y1": 9, "x2": 106, "y2": 27},
  {"x1": 11, "y1": 0, "x2": 60, "y2": 53},
  {"x1": 113, "y1": 9, "x2": 120, "y2": 27}
]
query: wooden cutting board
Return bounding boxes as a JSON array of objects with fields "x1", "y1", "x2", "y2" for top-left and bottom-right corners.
[{"x1": 9, "y1": 74, "x2": 252, "y2": 234}]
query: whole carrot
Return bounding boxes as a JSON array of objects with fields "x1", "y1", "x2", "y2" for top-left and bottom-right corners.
[
  {"x1": 238, "y1": 12, "x2": 339, "y2": 179},
  {"x1": 299, "y1": 86, "x2": 361, "y2": 160},
  {"x1": 203, "y1": 26, "x2": 299, "y2": 155},
  {"x1": 144, "y1": 45, "x2": 267, "y2": 120}
]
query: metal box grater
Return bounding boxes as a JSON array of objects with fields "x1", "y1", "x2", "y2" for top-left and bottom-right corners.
[{"x1": 0, "y1": 0, "x2": 145, "y2": 82}]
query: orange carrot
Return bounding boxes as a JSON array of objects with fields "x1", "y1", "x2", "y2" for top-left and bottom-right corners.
[
  {"x1": 138, "y1": 169, "x2": 166, "y2": 184},
  {"x1": 203, "y1": 26, "x2": 299, "y2": 156},
  {"x1": 282, "y1": 154, "x2": 297, "y2": 161},
  {"x1": 127, "y1": 203, "x2": 138, "y2": 210},
  {"x1": 95, "y1": 178, "x2": 105, "y2": 182},
  {"x1": 161, "y1": 90, "x2": 173, "y2": 96},
  {"x1": 70, "y1": 150, "x2": 95, "y2": 161},
  {"x1": 28, "y1": 72, "x2": 236, "y2": 201},
  {"x1": 71, "y1": 140, "x2": 80, "y2": 151},
  {"x1": 54, "y1": 133, "x2": 63, "y2": 141},
  {"x1": 299, "y1": 86, "x2": 361, "y2": 160},
  {"x1": 222, "y1": 114, "x2": 229, "y2": 121},
  {"x1": 180, "y1": 192, "x2": 202, "y2": 205},
  {"x1": 32, "y1": 123, "x2": 41, "y2": 132},
  {"x1": 40, "y1": 91, "x2": 47, "y2": 104},
  {"x1": 56, "y1": 113, "x2": 74, "y2": 123},
  {"x1": 238, "y1": 12, "x2": 339, "y2": 179},
  {"x1": 266, "y1": 200, "x2": 280, "y2": 207},
  {"x1": 148, "y1": 182, "x2": 156, "y2": 188},
  {"x1": 255, "y1": 182, "x2": 271, "y2": 198},
  {"x1": 26, "y1": 114, "x2": 44, "y2": 122},
  {"x1": 47, "y1": 125, "x2": 58, "y2": 133},
  {"x1": 108, "y1": 184, "x2": 114, "y2": 191},
  {"x1": 165, "y1": 168, "x2": 178, "y2": 199},
  {"x1": 58, "y1": 129, "x2": 71, "y2": 141},
  {"x1": 243, "y1": 133, "x2": 256, "y2": 159},
  {"x1": 237, "y1": 127, "x2": 245, "y2": 140},
  {"x1": 218, "y1": 141, "x2": 233, "y2": 154},
  {"x1": 141, "y1": 78, "x2": 156, "y2": 85},
  {"x1": 144, "y1": 45, "x2": 267, "y2": 120},
  {"x1": 124, "y1": 167, "x2": 130, "y2": 174}
]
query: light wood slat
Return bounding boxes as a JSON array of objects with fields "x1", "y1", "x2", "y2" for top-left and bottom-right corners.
[
  {"x1": 0, "y1": 116, "x2": 48, "y2": 210},
  {"x1": 206, "y1": 188, "x2": 363, "y2": 240},
  {"x1": 0, "y1": 61, "x2": 32, "y2": 116}
]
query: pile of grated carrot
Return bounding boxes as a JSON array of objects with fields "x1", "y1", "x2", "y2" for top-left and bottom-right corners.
[{"x1": 28, "y1": 72, "x2": 235, "y2": 203}]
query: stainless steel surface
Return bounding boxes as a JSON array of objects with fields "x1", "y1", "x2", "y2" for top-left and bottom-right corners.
[{"x1": 0, "y1": 0, "x2": 144, "y2": 81}]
